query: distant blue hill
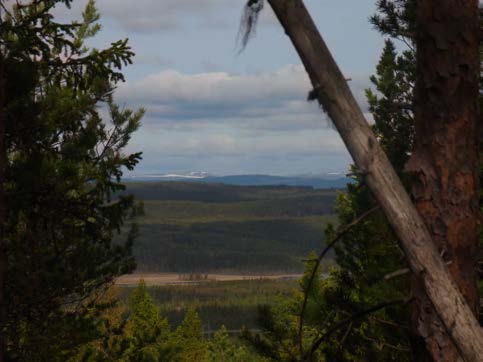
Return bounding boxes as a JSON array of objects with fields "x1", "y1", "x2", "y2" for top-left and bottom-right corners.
[
  {"x1": 202, "y1": 175, "x2": 351, "y2": 188},
  {"x1": 125, "y1": 174, "x2": 352, "y2": 189}
]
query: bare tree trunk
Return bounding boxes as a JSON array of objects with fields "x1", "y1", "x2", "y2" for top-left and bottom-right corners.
[
  {"x1": 0, "y1": 34, "x2": 6, "y2": 362},
  {"x1": 265, "y1": 0, "x2": 483, "y2": 360},
  {"x1": 406, "y1": 1, "x2": 481, "y2": 361}
]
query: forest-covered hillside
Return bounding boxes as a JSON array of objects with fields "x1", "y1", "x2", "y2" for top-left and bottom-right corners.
[{"x1": 122, "y1": 182, "x2": 339, "y2": 272}]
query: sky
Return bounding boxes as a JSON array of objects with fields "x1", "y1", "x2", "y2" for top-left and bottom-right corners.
[{"x1": 54, "y1": 0, "x2": 387, "y2": 176}]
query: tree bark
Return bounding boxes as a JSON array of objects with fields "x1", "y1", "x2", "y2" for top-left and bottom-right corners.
[
  {"x1": 265, "y1": 0, "x2": 483, "y2": 360},
  {"x1": 0, "y1": 30, "x2": 6, "y2": 362},
  {"x1": 406, "y1": 1, "x2": 481, "y2": 361}
]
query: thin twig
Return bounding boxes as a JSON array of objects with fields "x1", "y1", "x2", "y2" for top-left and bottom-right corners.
[
  {"x1": 297, "y1": 205, "x2": 380, "y2": 357},
  {"x1": 369, "y1": 315, "x2": 409, "y2": 329},
  {"x1": 338, "y1": 321, "x2": 353, "y2": 351},
  {"x1": 361, "y1": 335, "x2": 411, "y2": 352},
  {"x1": 304, "y1": 298, "x2": 407, "y2": 361},
  {"x1": 384, "y1": 267, "x2": 410, "y2": 280}
]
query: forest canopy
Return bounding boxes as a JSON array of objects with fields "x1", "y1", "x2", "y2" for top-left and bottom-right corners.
[{"x1": 0, "y1": 0, "x2": 481, "y2": 361}]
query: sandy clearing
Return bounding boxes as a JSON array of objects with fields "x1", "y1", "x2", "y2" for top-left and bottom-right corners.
[{"x1": 115, "y1": 273, "x2": 303, "y2": 286}]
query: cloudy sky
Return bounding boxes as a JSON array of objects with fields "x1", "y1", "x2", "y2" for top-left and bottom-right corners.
[{"x1": 57, "y1": 0, "x2": 387, "y2": 176}]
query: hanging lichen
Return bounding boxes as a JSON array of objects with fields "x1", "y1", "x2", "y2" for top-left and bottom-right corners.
[{"x1": 237, "y1": 0, "x2": 265, "y2": 52}]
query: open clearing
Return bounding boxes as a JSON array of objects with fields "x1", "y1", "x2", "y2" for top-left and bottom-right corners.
[{"x1": 115, "y1": 273, "x2": 303, "y2": 286}]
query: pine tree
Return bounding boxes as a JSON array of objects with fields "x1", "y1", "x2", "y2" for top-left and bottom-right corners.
[
  {"x1": 406, "y1": 0, "x2": 480, "y2": 358},
  {"x1": 245, "y1": 1, "x2": 417, "y2": 360},
  {"x1": 0, "y1": 1, "x2": 143, "y2": 359},
  {"x1": 303, "y1": 2, "x2": 417, "y2": 359},
  {"x1": 69, "y1": 288, "x2": 130, "y2": 362},
  {"x1": 123, "y1": 280, "x2": 170, "y2": 361},
  {"x1": 171, "y1": 307, "x2": 208, "y2": 362},
  {"x1": 208, "y1": 325, "x2": 257, "y2": 362}
]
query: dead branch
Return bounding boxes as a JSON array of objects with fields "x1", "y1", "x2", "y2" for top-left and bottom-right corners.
[
  {"x1": 384, "y1": 268, "x2": 410, "y2": 280},
  {"x1": 304, "y1": 298, "x2": 407, "y2": 361},
  {"x1": 265, "y1": 1, "x2": 483, "y2": 360},
  {"x1": 297, "y1": 205, "x2": 380, "y2": 356}
]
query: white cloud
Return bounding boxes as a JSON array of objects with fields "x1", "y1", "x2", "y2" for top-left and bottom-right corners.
[
  {"x1": 133, "y1": 127, "x2": 346, "y2": 158},
  {"x1": 116, "y1": 64, "x2": 371, "y2": 130},
  {"x1": 119, "y1": 65, "x2": 306, "y2": 104},
  {"x1": 126, "y1": 123, "x2": 353, "y2": 175},
  {"x1": 8, "y1": 0, "x2": 383, "y2": 175},
  {"x1": 116, "y1": 64, "x2": 368, "y2": 174},
  {"x1": 49, "y1": 0, "x2": 278, "y2": 33},
  {"x1": 98, "y1": 0, "x2": 245, "y2": 32}
]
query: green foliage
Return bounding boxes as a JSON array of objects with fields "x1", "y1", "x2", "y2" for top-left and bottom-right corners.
[
  {"x1": 365, "y1": 39, "x2": 414, "y2": 172},
  {"x1": 370, "y1": 0, "x2": 416, "y2": 41},
  {"x1": 121, "y1": 182, "x2": 337, "y2": 273},
  {"x1": 123, "y1": 280, "x2": 170, "y2": 361},
  {"x1": 208, "y1": 325, "x2": 260, "y2": 362},
  {"x1": 1, "y1": 0, "x2": 142, "y2": 359},
  {"x1": 300, "y1": 3, "x2": 417, "y2": 359},
  {"x1": 123, "y1": 181, "x2": 337, "y2": 204},
  {"x1": 118, "y1": 279, "x2": 296, "y2": 332},
  {"x1": 77, "y1": 280, "x2": 271, "y2": 362},
  {"x1": 244, "y1": 1, "x2": 417, "y2": 360},
  {"x1": 167, "y1": 307, "x2": 207, "y2": 361},
  {"x1": 69, "y1": 289, "x2": 130, "y2": 362},
  {"x1": 243, "y1": 302, "x2": 300, "y2": 361}
]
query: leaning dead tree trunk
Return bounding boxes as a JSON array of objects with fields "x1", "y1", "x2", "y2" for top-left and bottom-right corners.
[
  {"x1": 0, "y1": 22, "x2": 6, "y2": 362},
  {"x1": 406, "y1": 1, "x2": 481, "y2": 361},
  {"x1": 263, "y1": 0, "x2": 483, "y2": 360}
]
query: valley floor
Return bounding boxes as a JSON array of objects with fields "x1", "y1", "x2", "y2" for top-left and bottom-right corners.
[{"x1": 115, "y1": 272, "x2": 303, "y2": 286}]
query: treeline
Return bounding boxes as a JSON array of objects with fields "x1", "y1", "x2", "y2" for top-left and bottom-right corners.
[
  {"x1": 135, "y1": 218, "x2": 331, "y2": 272},
  {"x1": 121, "y1": 279, "x2": 298, "y2": 331},
  {"x1": 125, "y1": 184, "x2": 337, "y2": 273},
  {"x1": 1, "y1": 0, "x2": 481, "y2": 360},
  {"x1": 122, "y1": 181, "x2": 338, "y2": 205},
  {"x1": 74, "y1": 280, "x2": 265, "y2": 362}
]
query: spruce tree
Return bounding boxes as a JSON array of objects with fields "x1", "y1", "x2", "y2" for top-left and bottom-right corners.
[
  {"x1": 171, "y1": 308, "x2": 208, "y2": 362},
  {"x1": 306, "y1": 2, "x2": 416, "y2": 359},
  {"x1": 307, "y1": 2, "x2": 416, "y2": 359},
  {"x1": 208, "y1": 325, "x2": 256, "y2": 362},
  {"x1": 245, "y1": 1, "x2": 417, "y2": 360},
  {"x1": 123, "y1": 280, "x2": 170, "y2": 361},
  {"x1": 0, "y1": 1, "x2": 143, "y2": 359}
]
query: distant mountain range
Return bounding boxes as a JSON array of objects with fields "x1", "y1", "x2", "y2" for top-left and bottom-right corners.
[{"x1": 125, "y1": 172, "x2": 352, "y2": 189}]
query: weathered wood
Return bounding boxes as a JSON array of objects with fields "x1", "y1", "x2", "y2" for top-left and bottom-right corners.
[
  {"x1": 266, "y1": 0, "x2": 483, "y2": 360},
  {"x1": 0, "y1": 23, "x2": 6, "y2": 362}
]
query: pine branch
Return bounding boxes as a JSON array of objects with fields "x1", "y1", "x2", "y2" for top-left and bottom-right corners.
[
  {"x1": 297, "y1": 205, "x2": 380, "y2": 357},
  {"x1": 304, "y1": 298, "x2": 407, "y2": 361}
]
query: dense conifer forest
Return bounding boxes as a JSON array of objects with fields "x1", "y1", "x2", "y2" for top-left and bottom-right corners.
[
  {"x1": 122, "y1": 182, "x2": 338, "y2": 273},
  {"x1": 0, "y1": 0, "x2": 481, "y2": 361}
]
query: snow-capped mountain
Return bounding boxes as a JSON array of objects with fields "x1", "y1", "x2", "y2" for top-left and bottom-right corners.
[
  {"x1": 125, "y1": 172, "x2": 351, "y2": 189},
  {"x1": 127, "y1": 172, "x2": 209, "y2": 180}
]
